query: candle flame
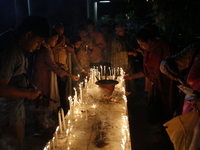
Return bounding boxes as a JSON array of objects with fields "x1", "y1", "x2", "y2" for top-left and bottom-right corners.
[{"x1": 56, "y1": 126, "x2": 59, "y2": 132}]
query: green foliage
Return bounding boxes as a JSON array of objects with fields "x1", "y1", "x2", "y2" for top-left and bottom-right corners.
[{"x1": 151, "y1": 0, "x2": 200, "y2": 47}]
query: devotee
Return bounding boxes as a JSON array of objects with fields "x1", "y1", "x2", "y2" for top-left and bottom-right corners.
[
  {"x1": 0, "y1": 16, "x2": 51, "y2": 150},
  {"x1": 52, "y1": 23, "x2": 77, "y2": 114},
  {"x1": 68, "y1": 35, "x2": 90, "y2": 90},
  {"x1": 124, "y1": 28, "x2": 180, "y2": 144},
  {"x1": 112, "y1": 23, "x2": 136, "y2": 98},
  {"x1": 100, "y1": 23, "x2": 114, "y2": 67},
  {"x1": 69, "y1": 35, "x2": 89, "y2": 76},
  {"x1": 86, "y1": 19, "x2": 107, "y2": 68},
  {"x1": 32, "y1": 28, "x2": 79, "y2": 130},
  {"x1": 75, "y1": 23, "x2": 92, "y2": 73},
  {"x1": 160, "y1": 41, "x2": 200, "y2": 150}
]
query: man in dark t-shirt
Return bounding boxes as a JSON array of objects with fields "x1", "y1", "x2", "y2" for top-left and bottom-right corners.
[{"x1": 0, "y1": 16, "x2": 51, "y2": 150}]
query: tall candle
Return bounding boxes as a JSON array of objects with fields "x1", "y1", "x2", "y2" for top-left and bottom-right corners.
[
  {"x1": 48, "y1": 142, "x2": 51, "y2": 150},
  {"x1": 58, "y1": 110, "x2": 63, "y2": 133},
  {"x1": 61, "y1": 108, "x2": 66, "y2": 130},
  {"x1": 55, "y1": 126, "x2": 59, "y2": 146},
  {"x1": 73, "y1": 87, "x2": 77, "y2": 107},
  {"x1": 52, "y1": 137, "x2": 55, "y2": 150},
  {"x1": 108, "y1": 67, "x2": 111, "y2": 76},
  {"x1": 84, "y1": 78, "x2": 87, "y2": 88},
  {"x1": 98, "y1": 72, "x2": 100, "y2": 80},
  {"x1": 104, "y1": 65, "x2": 106, "y2": 76},
  {"x1": 79, "y1": 84, "x2": 82, "y2": 103},
  {"x1": 68, "y1": 96, "x2": 74, "y2": 120},
  {"x1": 100, "y1": 65, "x2": 103, "y2": 76}
]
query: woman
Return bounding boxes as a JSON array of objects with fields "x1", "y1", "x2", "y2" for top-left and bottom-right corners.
[
  {"x1": 124, "y1": 28, "x2": 180, "y2": 144},
  {"x1": 32, "y1": 28, "x2": 79, "y2": 129}
]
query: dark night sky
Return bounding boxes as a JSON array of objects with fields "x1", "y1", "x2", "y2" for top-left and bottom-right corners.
[{"x1": 0, "y1": 0, "x2": 130, "y2": 35}]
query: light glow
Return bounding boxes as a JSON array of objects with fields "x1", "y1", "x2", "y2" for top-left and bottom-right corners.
[{"x1": 99, "y1": 1, "x2": 110, "y2": 3}]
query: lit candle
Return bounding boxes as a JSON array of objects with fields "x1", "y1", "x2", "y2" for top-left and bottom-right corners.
[
  {"x1": 98, "y1": 72, "x2": 101, "y2": 80},
  {"x1": 61, "y1": 108, "x2": 66, "y2": 130},
  {"x1": 100, "y1": 65, "x2": 103, "y2": 76},
  {"x1": 108, "y1": 67, "x2": 111, "y2": 76},
  {"x1": 84, "y1": 78, "x2": 87, "y2": 88},
  {"x1": 66, "y1": 128, "x2": 69, "y2": 142},
  {"x1": 68, "y1": 96, "x2": 74, "y2": 120},
  {"x1": 79, "y1": 83, "x2": 82, "y2": 103},
  {"x1": 54, "y1": 126, "x2": 59, "y2": 147},
  {"x1": 58, "y1": 110, "x2": 63, "y2": 133},
  {"x1": 52, "y1": 137, "x2": 55, "y2": 150},
  {"x1": 104, "y1": 65, "x2": 106, "y2": 76},
  {"x1": 73, "y1": 87, "x2": 77, "y2": 107}
]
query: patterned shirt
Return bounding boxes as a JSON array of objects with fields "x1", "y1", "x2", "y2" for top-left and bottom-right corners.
[{"x1": 0, "y1": 30, "x2": 28, "y2": 122}]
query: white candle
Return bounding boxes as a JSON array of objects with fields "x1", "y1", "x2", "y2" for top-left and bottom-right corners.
[
  {"x1": 61, "y1": 108, "x2": 66, "y2": 130},
  {"x1": 84, "y1": 78, "x2": 87, "y2": 88},
  {"x1": 79, "y1": 84, "x2": 82, "y2": 103},
  {"x1": 55, "y1": 126, "x2": 59, "y2": 147},
  {"x1": 117, "y1": 67, "x2": 120, "y2": 76},
  {"x1": 68, "y1": 96, "x2": 74, "y2": 120},
  {"x1": 100, "y1": 65, "x2": 103, "y2": 76},
  {"x1": 104, "y1": 65, "x2": 106, "y2": 76},
  {"x1": 108, "y1": 67, "x2": 111, "y2": 76},
  {"x1": 73, "y1": 87, "x2": 77, "y2": 107},
  {"x1": 48, "y1": 142, "x2": 51, "y2": 150},
  {"x1": 52, "y1": 137, "x2": 55, "y2": 150},
  {"x1": 58, "y1": 110, "x2": 62, "y2": 133}
]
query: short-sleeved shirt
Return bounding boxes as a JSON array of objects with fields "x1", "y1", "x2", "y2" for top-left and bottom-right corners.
[{"x1": 0, "y1": 30, "x2": 28, "y2": 122}]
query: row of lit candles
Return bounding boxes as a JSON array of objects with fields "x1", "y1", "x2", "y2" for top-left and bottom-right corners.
[{"x1": 43, "y1": 68, "x2": 130, "y2": 150}]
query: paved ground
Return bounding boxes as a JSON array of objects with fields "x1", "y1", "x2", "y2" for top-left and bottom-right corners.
[
  {"x1": 127, "y1": 78, "x2": 174, "y2": 150},
  {"x1": 24, "y1": 77, "x2": 174, "y2": 150}
]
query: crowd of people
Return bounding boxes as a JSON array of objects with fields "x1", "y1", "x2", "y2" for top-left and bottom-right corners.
[{"x1": 0, "y1": 15, "x2": 200, "y2": 150}]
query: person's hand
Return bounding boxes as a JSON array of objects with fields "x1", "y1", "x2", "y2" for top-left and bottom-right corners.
[
  {"x1": 26, "y1": 89, "x2": 41, "y2": 100},
  {"x1": 160, "y1": 60, "x2": 179, "y2": 81},
  {"x1": 127, "y1": 52, "x2": 137, "y2": 56},
  {"x1": 71, "y1": 75, "x2": 80, "y2": 81},
  {"x1": 177, "y1": 84, "x2": 200, "y2": 99},
  {"x1": 124, "y1": 74, "x2": 133, "y2": 80},
  {"x1": 55, "y1": 35, "x2": 65, "y2": 47}
]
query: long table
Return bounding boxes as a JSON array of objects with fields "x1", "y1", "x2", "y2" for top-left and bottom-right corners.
[{"x1": 44, "y1": 76, "x2": 132, "y2": 150}]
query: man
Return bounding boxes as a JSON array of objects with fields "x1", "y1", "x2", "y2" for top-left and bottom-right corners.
[
  {"x1": 0, "y1": 16, "x2": 51, "y2": 150},
  {"x1": 112, "y1": 23, "x2": 136, "y2": 98},
  {"x1": 86, "y1": 19, "x2": 107, "y2": 68},
  {"x1": 53, "y1": 23, "x2": 81, "y2": 114}
]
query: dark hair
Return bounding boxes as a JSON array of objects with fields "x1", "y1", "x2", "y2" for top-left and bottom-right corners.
[
  {"x1": 135, "y1": 28, "x2": 156, "y2": 42},
  {"x1": 86, "y1": 18, "x2": 94, "y2": 26},
  {"x1": 53, "y1": 22, "x2": 64, "y2": 30},
  {"x1": 144, "y1": 24, "x2": 160, "y2": 38},
  {"x1": 16, "y1": 16, "x2": 51, "y2": 38},
  {"x1": 69, "y1": 35, "x2": 82, "y2": 45},
  {"x1": 51, "y1": 28, "x2": 58, "y2": 37},
  {"x1": 114, "y1": 22, "x2": 125, "y2": 29},
  {"x1": 76, "y1": 23, "x2": 87, "y2": 32}
]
